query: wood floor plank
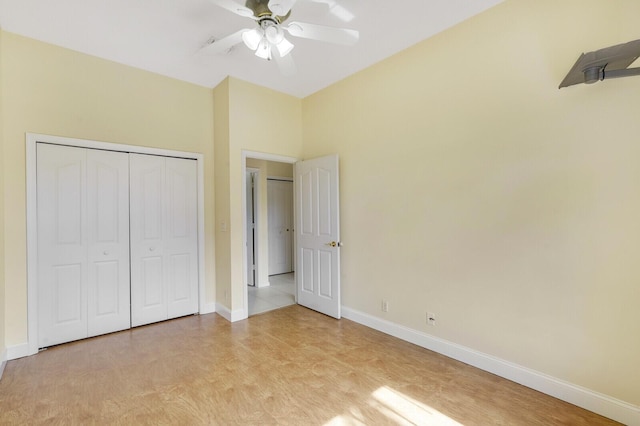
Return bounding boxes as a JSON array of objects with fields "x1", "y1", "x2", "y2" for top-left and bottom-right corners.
[{"x1": 0, "y1": 305, "x2": 620, "y2": 425}]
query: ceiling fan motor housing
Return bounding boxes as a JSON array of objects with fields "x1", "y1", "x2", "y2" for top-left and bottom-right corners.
[{"x1": 245, "y1": 0, "x2": 291, "y2": 22}]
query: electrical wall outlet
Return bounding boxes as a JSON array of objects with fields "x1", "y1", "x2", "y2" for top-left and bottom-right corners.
[
  {"x1": 427, "y1": 312, "x2": 436, "y2": 326},
  {"x1": 381, "y1": 300, "x2": 389, "y2": 312}
]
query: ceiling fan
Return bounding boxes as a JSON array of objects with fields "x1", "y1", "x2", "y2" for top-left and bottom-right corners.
[{"x1": 201, "y1": 0, "x2": 359, "y2": 75}]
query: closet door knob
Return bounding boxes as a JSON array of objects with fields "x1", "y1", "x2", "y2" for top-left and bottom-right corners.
[
  {"x1": 103, "y1": 251, "x2": 109, "y2": 256},
  {"x1": 149, "y1": 247, "x2": 155, "y2": 252}
]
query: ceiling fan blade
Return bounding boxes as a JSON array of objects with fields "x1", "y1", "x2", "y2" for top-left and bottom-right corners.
[
  {"x1": 199, "y1": 29, "x2": 248, "y2": 55},
  {"x1": 208, "y1": 0, "x2": 255, "y2": 18},
  {"x1": 268, "y1": 0, "x2": 298, "y2": 17},
  {"x1": 307, "y1": 0, "x2": 355, "y2": 22},
  {"x1": 285, "y1": 21, "x2": 359, "y2": 46},
  {"x1": 273, "y1": 50, "x2": 298, "y2": 76}
]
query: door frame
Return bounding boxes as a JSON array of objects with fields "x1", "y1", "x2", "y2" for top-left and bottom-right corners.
[
  {"x1": 241, "y1": 150, "x2": 297, "y2": 317},
  {"x1": 25, "y1": 133, "x2": 207, "y2": 356},
  {"x1": 245, "y1": 167, "x2": 260, "y2": 287}
]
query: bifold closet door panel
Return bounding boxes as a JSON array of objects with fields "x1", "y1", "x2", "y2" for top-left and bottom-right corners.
[
  {"x1": 165, "y1": 158, "x2": 199, "y2": 319},
  {"x1": 37, "y1": 144, "x2": 89, "y2": 347},
  {"x1": 130, "y1": 154, "x2": 167, "y2": 327},
  {"x1": 37, "y1": 144, "x2": 130, "y2": 348},
  {"x1": 130, "y1": 154, "x2": 198, "y2": 327},
  {"x1": 86, "y1": 149, "x2": 131, "y2": 337}
]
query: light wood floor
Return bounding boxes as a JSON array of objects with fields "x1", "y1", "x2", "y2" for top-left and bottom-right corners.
[{"x1": 0, "y1": 305, "x2": 619, "y2": 425}]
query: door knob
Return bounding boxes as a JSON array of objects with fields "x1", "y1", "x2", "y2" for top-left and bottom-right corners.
[
  {"x1": 149, "y1": 247, "x2": 155, "y2": 252},
  {"x1": 103, "y1": 251, "x2": 109, "y2": 256},
  {"x1": 325, "y1": 241, "x2": 337, "y2": 247}
]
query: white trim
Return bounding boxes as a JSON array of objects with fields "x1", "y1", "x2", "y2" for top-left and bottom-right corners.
[
  {"x1": 256, "y1": 279, "x2": 270, "y2": 289},
  {"x1": 246, "y1": 167, "x2": 260, "y2": 289},
  {"x1": 199, "y1": 303, "x2": 217, "y2": 315},
  {"x1": 6, "y1": 343, "x2": 30, "y2": 361},
  {"x1": 342, "y1": 306, "x2": 640, "y2": 426},
  {"x1": 243, "y1": 150, "x2": 298, "y2": 164},
  {"x1": 26, "y1": 135, "x2": 39, "y2": 356},
  {"x1": 196, "y1": 147, "x2": 207, "y2": 317},
  {"x1": 241, "y1": 150, "x2": 298, "y2": 318},
  {"x1": 26, "y1": 133, "x2": 207, "y2": 356},
  {"x1": 0, "y1": 348, "x2": 7, "y2": 379},
  {"x1": 214, "y1": 303, "x2": 247, "y2": 322}
]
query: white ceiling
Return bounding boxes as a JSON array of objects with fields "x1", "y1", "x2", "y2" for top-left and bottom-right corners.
[{"x1": 0, "y1": 0, "x2": 503, "y2": 98}]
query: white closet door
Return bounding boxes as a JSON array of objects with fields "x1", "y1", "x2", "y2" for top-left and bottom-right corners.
[
  {"x1": 38, "y1": 144, "x2": 88, "y2": 347},
  {"x1": 86, "y1": 149, "x2": 131, "y2": 337},
  {"x1": 130, "y1": 154, "x2": 166, "y2": 326},
  {"x1": 268, "y1": 180, "x2": 293, "y2": 275},
  {"x1": 130, "y1": 154, "x2": 198, "y2": 327},
  {"x1": 37, "y1": 144, "x2": 130, "y2": 347},
  {"x1": 165, "y1": 157, "x2": 199, "y2": 319}
]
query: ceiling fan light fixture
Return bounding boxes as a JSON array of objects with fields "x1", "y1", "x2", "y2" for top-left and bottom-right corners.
[
  {"x1": 275, "y1": 37, "x2": 294, "y2": 57},
  {"x1": 255, "y1": 38, "x2": 272, "y2": 60},
  {"x1": 242, "y1": 28, "x2": 262, "y2": 51},
  {"x1": 265, "y1": 25, "x2": 284, "y2": 45}
]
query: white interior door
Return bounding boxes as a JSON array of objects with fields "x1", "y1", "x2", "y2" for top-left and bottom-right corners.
[
  {"x1": 37, "y1": 144, "x2": 130, "y2": 347},
  {"x1": 130, "y1": 154, "x2": 198, "y2": 327},
  {"x1": 295, "y1": 155, "x2": 341, "y2": 319},
  {"x1": 268, "y1": 179, "x2": 293, "y2": 275}
]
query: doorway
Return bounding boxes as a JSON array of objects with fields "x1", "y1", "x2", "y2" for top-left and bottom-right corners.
[
  {"x1": 242, "y1": 151, "x2": 342, "y2": 320},
  {"x1": 244, "y1": 153, "x2": 297, "y2": 316}
]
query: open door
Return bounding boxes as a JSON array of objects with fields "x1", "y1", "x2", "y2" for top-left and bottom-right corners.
[{"x1": 295, "y1": 154, "x2": 341, "y2": 319}]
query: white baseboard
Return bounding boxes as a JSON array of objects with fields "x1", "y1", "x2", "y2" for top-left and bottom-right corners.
[
  {"x1": 214, "y1": 303, "x2": 248, "y2": 322},
  {"x1": 199, "y1": 302, "x2": 217, "y2": 315},
  {"x1": 342, "y1": 307, "x2": 640, "y2": 426},
  {"x1": 256, "y1": 280, "x2": 270, "y2": 288},
  {"x1": 6, "y1": 343, "x2": 31, "y2": 361},
  {"x1": 0, "y1": 348, "x2": 7, "y2": 380}
]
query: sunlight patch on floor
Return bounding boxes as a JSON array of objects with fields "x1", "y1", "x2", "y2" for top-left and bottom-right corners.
[
  {"x1": 371, "y1": 386, "x2": 463, "y2": 425},
  {"x1": 324, "y1": 415, "x2": 366, "y2": 426},
  {"x1": 325, "y1": 386, "x2": 463, "y2": 426}
]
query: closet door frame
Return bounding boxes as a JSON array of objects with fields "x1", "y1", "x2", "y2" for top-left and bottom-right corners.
[{"x1": 25, "y1": 133, "x2": 207, "y2": 356}]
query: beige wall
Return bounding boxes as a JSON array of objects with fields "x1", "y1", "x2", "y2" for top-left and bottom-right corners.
[
  {"x1": 0, "y1": 29, "x2": 6, "y2": 361},
  {"x1": 213, "y1": 79, "x2": 231, "y2": 306},
  {"x1": 220, "y1": 78, "x2": 302, "y2": 313},
  {"x1": 215, "y1": 78, "x2": 302, "y2": 312},
  {"x1": 266, "y1": 161, "x2": 293, "y2": 178},
  {"x1": 1, "y1": 32, "x2": 216, "y2": 348},
  {"x1": 302, "y1": 0, "x2": 640, "y2": 406}
]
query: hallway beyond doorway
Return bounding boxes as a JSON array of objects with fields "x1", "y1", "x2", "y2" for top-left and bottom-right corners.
[{"x1": 248, "y1": 273, "x2": 295, "y2": 316}]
